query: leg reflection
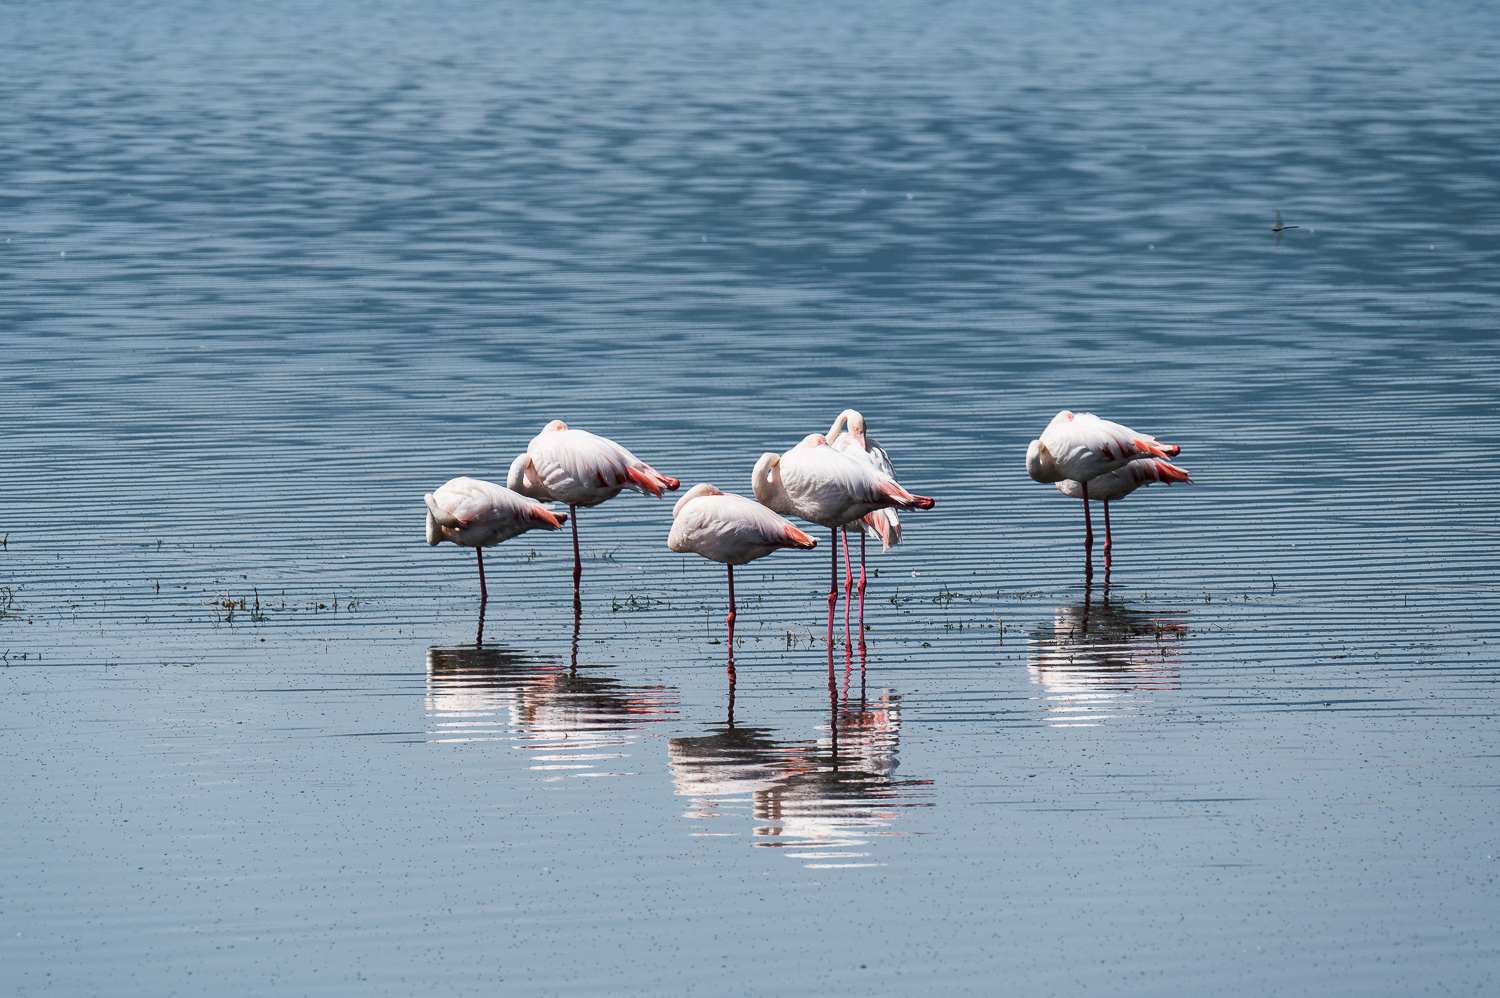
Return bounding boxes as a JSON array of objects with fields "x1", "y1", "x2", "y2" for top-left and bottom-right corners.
[
  {"x1": 827, "y1": 642, "x2": 840, "y2": 769},
  {"x1": 570, "y1": 596, "x2": 582, "y2": 674},
  {"x1": 726, "y1": 652, "x2": 736, "y2": 729}
]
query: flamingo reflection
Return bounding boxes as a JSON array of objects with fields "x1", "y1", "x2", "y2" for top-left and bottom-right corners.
[
  {"x1": 1027, "y1": 600, "x2": 1188, "y2": 727},
  {"x1": 426, "y1": 645, "x2": 678, "y2": 777},
  {"x1": 669, "y1": 690, "x2": 931, "y2": 868}
]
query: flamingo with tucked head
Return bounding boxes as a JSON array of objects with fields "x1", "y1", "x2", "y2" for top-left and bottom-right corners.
[
  {"x1": 508, "y1": 420, "x2": 679, "y2": 599},
  {"x1": 754, "y1": 434, "x2": 935, "y2": 647},
  {"x1": 827, "y1": 409, "x2": 909, "y2": 627},
  {"x1": 668, "y1": 483, "x2": 818, "y2": 649},
  {"x1": 424, "y1": 477, "x2": 570, "y2": 603},
  {"x1": 1026, "y1": 411, "x2": 1182, "y2": 571}
]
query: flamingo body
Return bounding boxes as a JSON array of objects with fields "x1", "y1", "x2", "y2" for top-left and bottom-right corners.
[
  {"x1": 669, "y1": 484, "x2": 818, "y2": 565},
  {"x1": 424, "y1": 477, "x2": 568, "y2": 548},
  {"x1": 424, "y1": 477, "x2": 569, "y2": 603},
  {"x1": 754, "y1": 433, "x2": 934, "y2": 647},
  {"x1": 669, "y1": 483, "x2": 817, "y2": 651},
  {"x1": 753, "y1": 434, "x2": 933, "y2": 530},
  {"x1": 507, "y1": 419, "x2": 678, "y2": 508},
  {"x1": 507, "y1": 419, "x2": 679, "y2": 598},
  {"x1": 1026, "y1": 410, "x2": 1180, "y2": 485}
]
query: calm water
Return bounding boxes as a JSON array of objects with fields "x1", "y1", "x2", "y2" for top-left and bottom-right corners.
[{"x1": 4, "y1": 0, "x2": 1499, "y2": 994}]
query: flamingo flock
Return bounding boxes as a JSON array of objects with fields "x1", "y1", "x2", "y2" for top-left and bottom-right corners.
[{"x1": 425, "y1": 410, "x2": 1193, "y2": 639}]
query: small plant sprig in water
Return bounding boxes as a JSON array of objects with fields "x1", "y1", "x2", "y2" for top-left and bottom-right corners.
[
  {"x1": 0, "y1": 585, "x2": 19, "y2": 621},
  {"x1": 612, "y1": 594, "x2": 664, "y2": 612}
]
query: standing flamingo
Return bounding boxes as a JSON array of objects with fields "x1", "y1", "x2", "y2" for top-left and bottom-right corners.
[
  {"x1": 753, "y1": 434, "x2": 935, "y2": 647},
  {"x1": 668, "y1": 483, "x2": 819, "y2": 650},
  {"x1": 508, "y1": 420, "x2": 679, "y2": 598},
  {"x1": 827, "y1": 408, "x2": 906, "y2": 627},
  {"x1": 1026, "y1": 410, "x2": 1182, "y2": 572},
  {"x1": 424, "y1": 477, "x2": 570, "y2": 602},
  {"x1": 1055, "y1": 458, "x2": 1193, "y2": 558}
]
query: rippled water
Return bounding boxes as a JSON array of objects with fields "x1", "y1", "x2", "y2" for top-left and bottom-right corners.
[{"x1": 4, "y1": 0, "x2": 1499, "y2": 994}]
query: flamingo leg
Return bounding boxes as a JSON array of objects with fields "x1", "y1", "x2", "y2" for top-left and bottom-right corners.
[
  {"x1": 726, "y1": 563, "x2": 736, "y2": 648},
  {"x1": 475, "y1": 546, "x2": 488, "y2": 603},
  {"x1": 570, "y1": 505, "x2": 581, "y2": 598},
  {"x1": 841, "y1": 527, "x2": 853, "y2": 646},
  {"x1": 827, "y1": 527, "x2": 839, "y2": 649},
  {"x1": 1102, "y1": 500, "x2": 1113, "y2": 556},
  {"x1": 1082, "y1": 480, "x2": 1094, "y2": 577},
  {"x1": 858, "y1": 532, "x2": 867, "y2": 626}
]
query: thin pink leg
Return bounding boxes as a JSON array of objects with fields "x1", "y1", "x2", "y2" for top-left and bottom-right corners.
[
  {"x1": 726, "y1": 563, "x2": 736, "y2": 648},
  {"x1": 1082, "y1": 481, "x2": 1094, "y2": 577},
  {"x1": 857, "y1": 532, "x2": 867, "y2": 627},
  {"x1": 476, "y1": 547, "x2": 488, "y2": 602},
  {"x1": 841, "y1": 527, "x2": 853, "y2": 646},
  {"x1": 826, "y1": 527, "x2": 838, "y2": 648},
  {"x1": 570, "y1": 506, "x2": 581, "y2": 598}
]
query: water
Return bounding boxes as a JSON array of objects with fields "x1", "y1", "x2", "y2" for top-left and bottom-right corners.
[{"x1": 3, "y1": 0, "x2": 1499, "y2": 993}]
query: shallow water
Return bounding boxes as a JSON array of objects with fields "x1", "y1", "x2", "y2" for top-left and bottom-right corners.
[{"x1": 3, "y1": 0, "x2": 1499, "y2": 994}]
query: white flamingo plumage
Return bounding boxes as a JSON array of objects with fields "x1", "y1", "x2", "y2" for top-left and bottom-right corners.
[
  {"x1": 1026, "y1": 411, "x2": 1182, "y2": 568},
  {"x1": 1056, "y1": 458, "x2": 1193, "y2": 556},
  {"x1": 668, "y1": 483, "x2": 818, "y2": 648},
  {"x1": 753, "y1": 434, "x2": 935, "y2": 646},
  {"x1": 508, "y1": 419, "x2": 679, "y2": 598},
  {"x1": 827, "y1": 409, "x2": 905, "y2": 626},
  {"x1": 424, "y1": 477, "x2": 569, "y2": 602}
]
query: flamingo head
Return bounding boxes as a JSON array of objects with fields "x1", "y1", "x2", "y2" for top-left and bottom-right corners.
[
  {"x1": 797, "y1": 433, "x2": 828, "y2": 449},
  {"x1": 1026, "y1": 439, "x2": 1061, "y2": 483},
  {"x1": 673, "y1": 483, "x2": 723, "y2": 519},
  {"x1": 751, "y1": 452, "x2": 786, "y2": 511},
  {"x1": 542, "y1": 419, "x2": 569, "y2": 432},
  {"x1": 508, "y1": 452, "x2": 547, "y2": 498},
  {"x1": 844, "y1": 410, "x2": 868, "y2": 448},
  {"x1": 827, "y1": 408, "x2": 861, "y2": 443}
]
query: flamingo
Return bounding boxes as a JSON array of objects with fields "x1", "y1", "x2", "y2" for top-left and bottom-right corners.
[
  {"x1": 827, "y1": 409, "x2": 905, "y2": 627},
  {"x1": 1055, "y1": 458, "x2": 1193, "y2": 557},
  {"x1": 1026, "y1": 410, "x2": 1182, "y2": 569},
  {"x1": 753, "y1": 434, "x2": 935, "y2": 646},
  {"x1": 424, "y1": 477, "x2": 570, "y2": 602},
  {"x1": 508, "y1": 420, "x2": 679, "y2": 598},
  {"x1": 668, "y1": 483, "x2": 818, "y2": 649}
]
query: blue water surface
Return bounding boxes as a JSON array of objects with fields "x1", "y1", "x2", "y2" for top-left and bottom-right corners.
[{"x1": 3, "y1": 1, "x2": 1499, "y2": 994}]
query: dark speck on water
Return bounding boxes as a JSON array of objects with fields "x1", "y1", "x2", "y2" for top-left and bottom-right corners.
[{"x1": 3, "y1": 0, "x2": 1499, "y2": 994}]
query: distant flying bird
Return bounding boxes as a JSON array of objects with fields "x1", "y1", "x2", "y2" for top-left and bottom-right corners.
[
  {"x1": 1272, "y1": 210, "x2": 1298, "y2": 245},
  {"x1": 424, "y1": 477, "x2": 569, "y2": 602},
  {"x1": 1026, "y1": 411, "x2": 1181, "y2": 566},
  {"x1": 508, "y1": 420, "x2": 679, "y2": 598},
  {"x1": 1055, "y1": 458, "x2": 1193, "y2": 556},
  {"x1": 827, "y1": 409, "x2": 904, "y2": 624},
  {"x1": 668, "y1": 484, "x2": 818, "y2": 647},
  {"x1": 754, "y1": 434, "x2": 935, "y2": 645}
]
